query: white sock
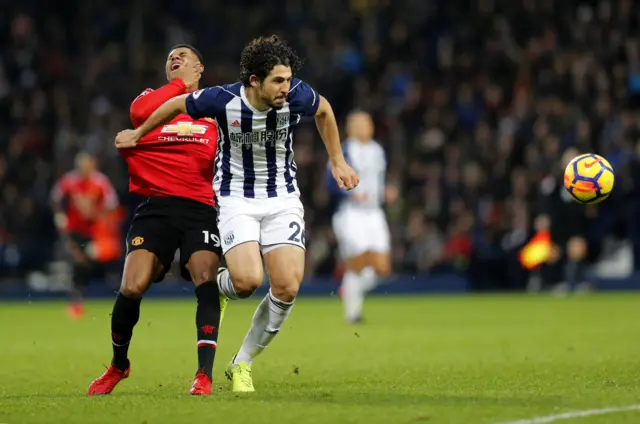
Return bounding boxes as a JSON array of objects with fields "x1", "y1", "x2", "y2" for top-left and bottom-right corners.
[
  {"x1": 235, "y1": 290, "x2": 294, "y2": 364},
  {"x1": 341, "y1": 270, "x2": 363, "y2": 321},
  {"x1": 359, "y1": 266, "x2": 378, "y2": 293},
  {"x1": 217, "y1": 269, "x2": 240, "y2": 300}
]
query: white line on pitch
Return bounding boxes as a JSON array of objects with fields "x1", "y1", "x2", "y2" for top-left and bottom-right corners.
[{"x1": 495, "y1": 404, "x2": 640, "y2": 424}]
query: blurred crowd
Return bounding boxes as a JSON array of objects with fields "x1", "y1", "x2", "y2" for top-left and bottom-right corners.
[{"x1": 2, "y1": 0, "x2": 640, "y2": 289}]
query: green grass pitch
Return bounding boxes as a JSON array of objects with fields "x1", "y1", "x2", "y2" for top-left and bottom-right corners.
[{"x1": 1, "y1": 293, "x2": 639, "y2": 424}]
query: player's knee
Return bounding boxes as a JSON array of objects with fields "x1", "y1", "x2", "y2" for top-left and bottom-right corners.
[
  {"x1": 232, "y1": 269, "x2": 264, "y2": 297},
  {"x1": 120, "y1": 278, "x2": 149, "y2": 298},
  {"x1": 120, "y1": 273, "x2": 152, "y2": 298},
  {"x1": 188, "y1": 253, "x2": 219, "y2": 285},
  {"x1": 119, "y1": 282, "x2": 147, "y2": 298},
  {"x1": 270, "y1": 271, "x2": 303, "y2": 302},
  {"x1": 373, "y1": 260, "x2": 392, "y2": 277},
  {"x1": 270, "y1": 282, "x2": 299, "y2": 303},
  {"x1": 120, "y1": 251, "x2": 159, "y2": 298}
]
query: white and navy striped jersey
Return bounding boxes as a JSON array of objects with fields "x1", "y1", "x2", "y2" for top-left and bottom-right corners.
[
  {"x1": 185, "y1": 79, "x2": 320, "y2": 199},
  {"x1": 326, "y1": 138, "x2": 387, "y2": 210}
]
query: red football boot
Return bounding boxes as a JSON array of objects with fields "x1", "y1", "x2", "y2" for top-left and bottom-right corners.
[
  {"x1": 88, "y1": 363, "x2": 130, "y2": 396},
  {"x1": 67, "y1": 302, "x2": 85, "y2": 320},
  {"x1": 190, "y1": 370, "x2": 212, "y2": 395}
]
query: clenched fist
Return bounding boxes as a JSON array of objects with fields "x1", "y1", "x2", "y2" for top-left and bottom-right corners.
[{"x1": 115, "y1": 129, "x2": 141, "y2": 149}]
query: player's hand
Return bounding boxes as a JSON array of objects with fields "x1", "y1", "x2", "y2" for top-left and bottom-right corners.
[
  {"x1": 175, "y1": 62, "x2": 201, "y2": 88},
  {"x1": 331, "y1": 160, "x2": 359, "y2": 191},
  {"x1": 115, "y1": 129, "x2": 141, "y2": 149}
]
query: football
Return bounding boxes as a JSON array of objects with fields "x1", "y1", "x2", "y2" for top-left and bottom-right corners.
[{"x1": 563, "y1": 153, "x2": 615, "y2": 204}]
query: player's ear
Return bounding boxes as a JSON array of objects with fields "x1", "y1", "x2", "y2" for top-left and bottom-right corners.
[
  {"x1": 249, "y1": 74, "x2": 260, "y2": 88},
  {"x1": 196, "y1": 62, "x2": 204, "y2": 74}
]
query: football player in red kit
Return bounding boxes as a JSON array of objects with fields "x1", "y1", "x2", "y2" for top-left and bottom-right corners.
[
  {"x1": 88, "y1": 45, "x2": 225, "y2": 396},
  {"x1": 51, "y1": 153, "x2": 118, "y2": 319}
]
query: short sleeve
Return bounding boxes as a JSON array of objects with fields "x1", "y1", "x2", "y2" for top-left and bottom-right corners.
[
  {"x1": 287, "y1": 79, "x2": 320, "y2": 116},
  {"x1": 185, "y1": 87, "x2": 223, "y2": 120}
]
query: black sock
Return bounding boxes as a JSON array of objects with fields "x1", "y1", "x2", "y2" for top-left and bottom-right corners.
[
  {"x1": 72, "y1": 262, "x2": 92, "y2": 301},
  {"x1": 195, "y1": 281, "x2": 221, "y2": 380},
  {"x1": 111, "y1": 291, "x2": 141, "y2": 370}
]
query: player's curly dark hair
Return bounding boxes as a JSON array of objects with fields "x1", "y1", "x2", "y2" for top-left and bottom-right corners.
[{"x1": 239, "y1": 35, "x2": 303, "y2": 86}]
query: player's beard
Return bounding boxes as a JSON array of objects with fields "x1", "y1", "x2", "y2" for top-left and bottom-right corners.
[
  {"x1": 265, "y1": 96, "x2": 285, "y2": 110},
  {"x1": 259, "y1": 88, "x2": 285, "y2": 109}
]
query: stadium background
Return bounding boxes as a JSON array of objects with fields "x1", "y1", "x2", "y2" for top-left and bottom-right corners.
[{"x1": 2, "y1": 0, "x2": 640, "y2": 297}]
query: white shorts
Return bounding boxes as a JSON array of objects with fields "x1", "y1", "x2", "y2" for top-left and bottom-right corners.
[
  {"x1": 217, "y1": 195, "x2": 305, "y2": 255},
  {"x1": 332, "y1": 207, "x2": 390, "y2": 259}
]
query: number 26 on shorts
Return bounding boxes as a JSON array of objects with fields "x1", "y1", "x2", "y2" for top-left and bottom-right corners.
[{"x1": 288, "y1": 221, "x2": 306, "y2": 245}]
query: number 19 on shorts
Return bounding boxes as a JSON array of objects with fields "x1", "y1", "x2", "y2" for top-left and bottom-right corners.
[{"x1": 202, "y1": 230, "x2": 221, "y2": 247}]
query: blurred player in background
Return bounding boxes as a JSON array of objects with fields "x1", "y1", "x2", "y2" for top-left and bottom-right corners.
[
  {"x1": 89, "y1": 45, "x2": 224, "y2": 397},
  {"x1": 51, "y1": 152, "x2": 118, "y2": 319},
  {"x1": 534, "y1": 146, "x2": 591, "y2": 295},
  {"x1": 114, "y1": 35, "x2": 359, "y2": 392},
  {"x1": 327, "y1": 111, "x2": 394, "y2": 323}
]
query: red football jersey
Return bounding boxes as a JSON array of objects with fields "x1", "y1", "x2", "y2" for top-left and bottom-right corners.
[
  {"x1": 51, "y1": 171, "x2": 118, "y2": 237},
  {"x1": 119, "y1": 79, "x2": 218, "y2": 206}
]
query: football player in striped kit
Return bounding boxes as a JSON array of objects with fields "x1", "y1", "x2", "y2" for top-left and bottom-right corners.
[{"x1": 115, "y1": 35, "x2": 359, "y2": 392}]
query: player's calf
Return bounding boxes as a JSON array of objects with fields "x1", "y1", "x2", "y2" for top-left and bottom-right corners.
[
  {"x1": 360, "y1": 251, "x2": 391, "y2": 293},
  {"x1": 87, "y1": 286, "x2": 140, "y2": 396},
  {"x1": 341, "y1": 251, "x2": 390, "y2": 323},
  {"x1": 68, "y1": 261, "x2": 92, "y2": 319},
  {"x1": 66, "y1": 238, "x2": 92, "y2": 318},
  {"x1": 193, "y1": 280, "x2": 220, "y2": 384},
  {"x1": 111, "y1": 251, "x2": 159, "y2": 370},
  {"x1": 229, "y1": 246, "x2": 302, "y2": 375},
  {"x1": 231, "y1": 288, "x2": 296, "y2": 373},
  {"x1": 186, "y1": 251, "x2": 222, "y2": 385}
]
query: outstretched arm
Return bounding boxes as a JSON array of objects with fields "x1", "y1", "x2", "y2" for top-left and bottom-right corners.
[
  {"x1": 315, "y1": 96, "x2": 359, "y2": 190},
  {"x1": 115, "y1": 94, "x2": 189, "y2": 148}
]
